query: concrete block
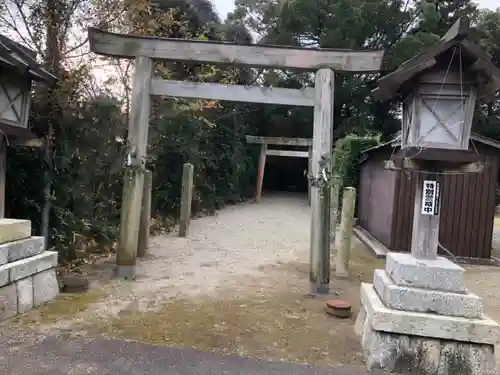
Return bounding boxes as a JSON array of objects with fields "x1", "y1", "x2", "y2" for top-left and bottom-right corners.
[
  {"x1": 8, "y1": 251, "x2": 58, "y2": 282},
  {"x1": 1, "y1": 236, "x2": 44, "y2": 263},
  {"x1": 360, "y1": 283, "x2": 500, "y2": 345},
  {"x1": 373, "y1": 269, "x2": 483, "y2": 318},
  {"x1": 359, "y1": 314, "x2": 497, "y2": 375},
  {"x1": 0, "y1": 219, "x2": 31, "y2": 245},
  {"x1": 16, "y1": 277, "x2": 33, "y2": 313},
  {"x1": 0, "y1": 262, "x2": 8, "y2": 287},
  {"x1": 0, "y1": 246, "x2": 6, "y2": 266},
  {"x1": 0, "y1": 283, "x2": 18, "y2": 320},
  {"x1": 33, "y1": 268, "x2": 59, "y2": 307},
  {"x1": 385, "y1": 252, "x2": 466, "y2": 294}
]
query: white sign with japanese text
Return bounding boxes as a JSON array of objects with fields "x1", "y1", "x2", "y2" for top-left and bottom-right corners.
[{"x1": 421, "y1": 180, "x2": 440, "y2": 216}]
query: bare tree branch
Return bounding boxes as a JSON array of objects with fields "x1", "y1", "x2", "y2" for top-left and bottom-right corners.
[{"x1": 10, "y1": 0, "x2": 43, "y2": 53}]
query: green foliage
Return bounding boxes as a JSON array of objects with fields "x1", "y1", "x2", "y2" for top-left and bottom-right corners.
[
  {"x1": 3, "y1": 0, "x2": 500, "y2": 268},
  {"x1": 332, "y1": 134, "x2": 381, "y2": 192},
  {"x1": 149, "y1": 108, "x2": 257, "y2": 216},
  {"x1": 7, "y1": 94, "x2": 126, "y2": 263}
]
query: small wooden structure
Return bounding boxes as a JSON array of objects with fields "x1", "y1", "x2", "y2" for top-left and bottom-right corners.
[
  {"x1": 245, "y1": 136, "x2": 312, "y2": 203},
  {"x1": 0, "y1": 34, "x2": 57, "y2": 216},
  {"x1": 87, "y1": 27, "x2": 384, "y2": 293},
  {"x1": 358, "y1": 133, "x2": 500, "y2": 259},
  {"x1": 368, "y1": 16, "x2": 500, "y2": 261}
]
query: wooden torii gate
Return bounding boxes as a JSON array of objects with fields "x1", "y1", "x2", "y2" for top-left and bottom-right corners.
[
  {"x1": 245, "y1": 135, "x2": 312, "y2": 203},
  {"x1": 87, "y1": 28, "x2": 384, "y2": 294}
]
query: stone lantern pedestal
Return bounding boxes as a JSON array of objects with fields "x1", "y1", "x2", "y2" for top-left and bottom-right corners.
[{"x1": 356, "y1": 252, "x2": 500, "y2": 374}]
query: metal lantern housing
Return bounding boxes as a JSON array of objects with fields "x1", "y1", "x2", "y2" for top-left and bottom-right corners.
[
  {"x1": 401, "y1": 65, "x2": 476, "y2": 151},
  {"x1": 373, "y1": 17, "x2": 500, "y2": 155},
  {"x1": 0, "y1": 34, "x2": 56, "y2": 138},
  {"x1": 0, "y1": 70, "x2": 32, "y2": 129}
]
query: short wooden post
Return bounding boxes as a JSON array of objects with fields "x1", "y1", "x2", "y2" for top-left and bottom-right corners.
[
  {"x1": 137, "y1": 170, "x2": 152, "y2": 257},
  {"x1": 318, "y1": 183, "x2": 331, "y2": 289},
  {"x1": 336, "y1": 187, "x2": 356, "y2": 278},
  {"x1": 255, "y1": 143, "x2": 267, "y2": 203},
  {"x1": 309, "y1": 68, "x2": 335, "y2": 294},
  {"x1": 179, "y1": 163, "x2": 194, "y2": 237},
  {"x1": 116, "y1": 56, "x2": 152, "y2": 279},
  {"x1": 330, "y1": 175, "x2": 340, "y2": 243}
]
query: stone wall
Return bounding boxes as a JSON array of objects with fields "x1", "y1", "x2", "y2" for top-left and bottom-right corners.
[{"x1": 0, "y1": 219, "x2": 59, "y2": 320}]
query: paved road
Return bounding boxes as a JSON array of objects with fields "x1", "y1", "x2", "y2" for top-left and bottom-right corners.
[{"x1": 0, "y1": 336, "x2": 379, "y2": 375}]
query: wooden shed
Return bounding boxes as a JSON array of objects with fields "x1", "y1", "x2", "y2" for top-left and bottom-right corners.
[{"x1": 357, "y1": 133, "x2": 500, "y2": 260}]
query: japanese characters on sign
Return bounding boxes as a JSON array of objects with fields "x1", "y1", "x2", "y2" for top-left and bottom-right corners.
[{"x1": 421, "y1": 180, "x2": 440, "y2": 216}]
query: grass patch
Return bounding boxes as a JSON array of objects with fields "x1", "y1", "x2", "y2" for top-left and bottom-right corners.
[
  {"x1": 83, "y1": 241, "x2": 380, "y2": 368},
  {"x1": 88, "y1": 291, "x2": 365, "y2": 368},
  {"x1": 13, "y1": 290, "x2": 104, "y2": 326}
]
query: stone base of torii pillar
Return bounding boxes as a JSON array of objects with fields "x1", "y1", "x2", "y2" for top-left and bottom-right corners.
[{"x1": 356, "y1": 251, "x2": 500, "y2": 374}]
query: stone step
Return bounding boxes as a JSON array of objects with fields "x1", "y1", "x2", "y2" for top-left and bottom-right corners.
[
  {"x1": 0, "y1": 236, "x2": 45, "y2": 266},
  {"x1": 360, "y1": 283, "x2": 500, "y2": 345},
  {"x1": 0, "y1": 251, "x2": 58, "y2": 287},
  {"x1": 0, "y1": 268, "x2": 59, "y2": 320},
  {"x1": 385, "y1": 252, "x2": 466, "y2": 294},
  {"x1": 373, "y1": 269, "x2": 483, "y2": 318},
  {"x1": 0, "y1": 219, "x2": 31, "y2": 245}
]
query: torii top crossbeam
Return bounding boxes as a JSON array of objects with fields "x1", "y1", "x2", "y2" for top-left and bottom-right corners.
[{"x1": 88, "y1": 28, "x2": 384, "y2": 73}]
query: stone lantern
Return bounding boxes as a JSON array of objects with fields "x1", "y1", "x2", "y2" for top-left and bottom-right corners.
[
  {"x1": 0, "y1": 34, "x2": 56, "y2": 132},
  {"x1": 0, "y1": 34, "x2": 57, "y2": 217},
  {"x1": 0, "y1": 34, "x2": 60, "y2": 322},
  {"x1": 356, "y1": 17, "x2": 500, "y2": 375}
]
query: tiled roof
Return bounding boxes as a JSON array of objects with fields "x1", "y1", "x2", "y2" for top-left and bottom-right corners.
[{"x1": 0, "y1": 34, "x2": 57, "y2": 84}]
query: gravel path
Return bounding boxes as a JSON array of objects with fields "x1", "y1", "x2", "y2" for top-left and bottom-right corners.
[
  {"x1": 1, "y1": 193, "x2": 374, "y2": 372},
  {"x1": 139, "y1": 192, "x2": 311, "y2": 297},
  {"x1": 58, "y1": 192, "x2": 314, "y2": 318}
]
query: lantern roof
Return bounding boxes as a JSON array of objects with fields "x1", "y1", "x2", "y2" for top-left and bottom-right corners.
[
  {"x1": 0, "y1": 34, "x2": 57, "y2": 85},
  {"x1": 372, "y1": 17, "x2": 500, "y2": 103}
]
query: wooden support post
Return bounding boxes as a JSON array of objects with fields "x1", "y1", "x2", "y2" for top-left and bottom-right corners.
[
  {"x1": 179, "y1": 163, "x2": 194, "y2": 237},
  {"x1": 336, "y1": 187, "x2": 356, "y2": 278},
  {"x1": 116, "y1": 56, "x2": 152, "y2": 279},
  {"x1": 330, "y1": 175, "x2": 340, "y2": 244},
  {"x1": 308, "y1": 145, "x2": 312, "y2": 206},
  {"x1": 137, "y1": 170, "x2": 152, "y2": 257},
  {"x1": 255, "y1": 143, "x2": 267, "y2": 203},
  {"x1": 0, "y1": 136, "x2": 6, "y2": 218},
  {"x1": 309, "y1": 68, "x2": 335, "y2": 294},
  {"x1": 411, "y1": 174, "x2": 440, "y2": 259},
  {"x1": 318, "y1": 183, "x2": 331, "y2": 289}
]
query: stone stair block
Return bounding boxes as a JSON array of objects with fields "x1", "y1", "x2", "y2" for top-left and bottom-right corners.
[
  {"x1": 360, "y1": 283, "x2": 500, "y2": 345},
  {"x1": 16, "y1": 277, "x2": 34, "y2": 313},
  {"x1": 385, "y1": 252, "x2": 466, "y2": 294},
  {"x1": 0, "y1": 219, "x2": 31, "y2": 245},
  {"x1": 0, "y1": 248, "x2": 6, "y2": 266},
  {"x1": 0, "y1": 251, "x2": 58, "y2": 287},
  {"x1": 0, "y1": 236, "x2": 45, "y2": 264},
  {"x1": 33, "y1": 268, "x2": 59, "y2": 307},
  {"x1": 373, "y1": 269, "x2": 483, "y2": 318},
  {"x1": 0, "y1": 283, "x2": 17, "y2": 320}
]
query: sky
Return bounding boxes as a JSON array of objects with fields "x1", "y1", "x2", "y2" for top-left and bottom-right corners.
[{"x1": 212, "y1": 0, "x2": 498, "y2": 20}]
